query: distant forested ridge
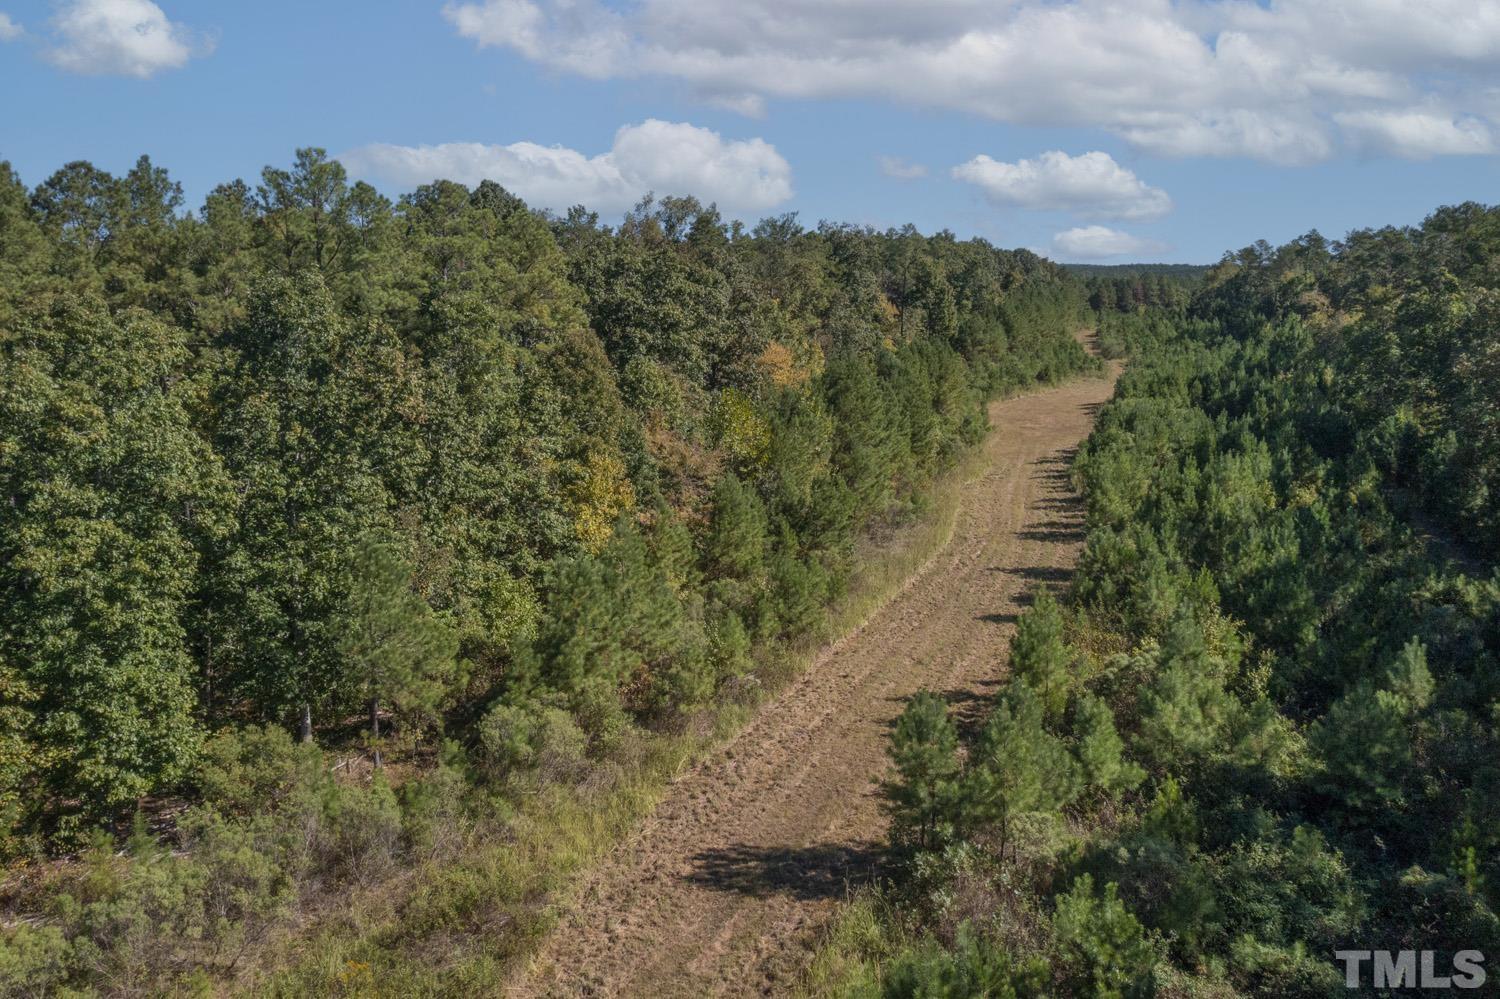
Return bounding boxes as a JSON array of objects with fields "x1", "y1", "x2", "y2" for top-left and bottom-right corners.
[
  {"x1": 1071, "y1": 263, "x2": 1207, "y2": 319},
  {"x1": 846, "y1": 205, "x2": 1500, "y2": 996},
  {"x1": 0, "y1": 150, "x2": 1099, "y2": 991},
  {"x1": 1063, "y1": 262, "x2": 1210, "y2": 278}
]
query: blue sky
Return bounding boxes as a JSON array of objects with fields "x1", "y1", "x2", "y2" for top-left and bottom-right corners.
[{"x1": 2, "y1": 1, "x2": 1498, "y2": 263}]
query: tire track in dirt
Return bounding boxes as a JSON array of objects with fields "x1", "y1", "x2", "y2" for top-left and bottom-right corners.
[{"x1": 516, "y1": 357, "x2": 1120, "y2": 997}]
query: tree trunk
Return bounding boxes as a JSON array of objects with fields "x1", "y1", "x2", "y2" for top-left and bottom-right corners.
[
  {"x1": 298, "y1": 703, "x2": 313, "y2": 743},
  {"x1": 369, "y1": 697, "x2": 382, "y2": 769}
]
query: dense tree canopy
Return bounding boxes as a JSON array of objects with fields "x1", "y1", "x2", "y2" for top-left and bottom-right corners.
[
  {"x1": 0, "y1": 150, "x2": 1101, "y2": 992},
  {"x1": 865, "y1": 205, "x2": 1500, "y2": 997},
  {"x1": 0, "y1": 147, "x2": 1093, "y2": 893}
]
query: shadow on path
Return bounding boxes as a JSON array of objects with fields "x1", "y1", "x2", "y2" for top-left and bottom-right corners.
[
  {"x1": 684, "y1": 841, "x2": 890, "y2": 902},
  {"x1": 985, "y1": 565, "x2": 1074, "y2": 585}
]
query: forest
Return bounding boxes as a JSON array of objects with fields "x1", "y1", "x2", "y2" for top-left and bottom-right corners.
[
  {"x1": 0, "y1": 150, "x2": 1098, "y2": 993},
  {"x1": 818, "y1": 205, "x2": 1500, "y2": 996}
]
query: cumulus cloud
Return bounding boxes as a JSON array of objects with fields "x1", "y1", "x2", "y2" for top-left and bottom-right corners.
[
  {"x1": 878, "y1": 156, "x2": 928, "y2": 180},
  {"x1": 1052, "y1": 225, "x2": 1168, "y2": 260},
  {"x1": 1113, "y1": 111, "x2": 1336, "y2": 167},
  {"x1": 1334, "y1": 109, "x2": 1495, "y2": 159},
  {"x1": 0, "y1": 13, "x2": 22, "y2": 41},
  {"x1": 952, "y1": 150, "x2": 1171, "y2": 220},
  {"x1": 442, "y1": 0, "x2": 1500, "y2": 163},
  {"x1": 341, "y1": 119, "x2": 793, "y2": 216},
  {"x1": 45, "y1": 0, "x2": 210, "y2": 78}
]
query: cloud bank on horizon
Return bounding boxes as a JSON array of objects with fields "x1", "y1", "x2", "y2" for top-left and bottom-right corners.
[
  {"x1": 341, "y1": 120, "x2": 794, "y2": 217},
  {"x1": 9, "y1": 0, "x2": 1500, "y2": 261},
  {"x1": 1053, "y1": 225, "x2": 1170, "y2": 260},
  {"x1": 439, "y1": 0, "x2": 1500, "y2": 166}
]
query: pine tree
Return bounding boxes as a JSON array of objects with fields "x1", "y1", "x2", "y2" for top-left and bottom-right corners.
[
  {"x1": 767, "y1": 524, "x2": 828, "y2": 641},
  {"x1": 823, "y1": 357, "x2": 897, "y2": 522},
  {"x1": 1053, "y1": 875, "x2": 1159, "y2": 999},
  {"x1": 1137, "y1": 609, "x2": 1235, "y2": 770},
  {"x1": 703, "y1": 474, "x2": 768, "y2": 583},
  {"x1": 1010, "y1": 588, "x2": 1073, "y2": 722},
  {"x1": 1383, "y1": 637, "x2": 1434, "y2": 712},
  {"x1": 337, "y1": 536, "x2": 457, "y2": 767},
  {"x1": 1310, "y1": 642, "x2": 1432, "y2": 815},
  {"x1": 961, "y1": 683, "x2": 1078, "y2": 859},
  {"x1": 1072, "y1": 694, "x2": 1145, "y2": 797},
  {"x1": 1313, "y1": 684, "x2": 1413, "y2": 814},
  {"x1": 887, "y1": 691, "x2": 961, "y2": 851},
  {"x1": 703, "y1": 474, "x2": 770, "y2": 623},
  {"x1": 0, "y1": 162, "x2": 54, "y2": 329}
]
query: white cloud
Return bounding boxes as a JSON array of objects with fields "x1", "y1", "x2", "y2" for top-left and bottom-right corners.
[
  {"x1": 0, "y1": 13, "x2": 23, "y2": 41},
  {"x1": 442, "y1": 0, "x2": 1500, "y2": 163},
  {"x1": 878, "y1": 156, "x2": 928, "y2": 180},
  {"x1": 703, "y1": 92, "x2": 768, "y2": 118},
  {"x1": 1052, "y1": 225, "x2": 1168, "y2": 260},
  {"x1": 341, "y1": 119, "x2": 793, "y2": 216},
  {"x1": 1113, "y1": 110, "x2": 1336, "y2": 167},
  {"x1": 952, "y1": 150, "x2": 1171, "y2": 220},
  {"x1": 1334, "y1": 109, "x2": 1495, "y2": 159},
  {"x1": 45, "y1": 0, "x2": 209, "y2": 78}
]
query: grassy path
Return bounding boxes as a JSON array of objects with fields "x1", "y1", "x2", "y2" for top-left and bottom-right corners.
[{"x1": 515, "y1": 359, "x2": 1119, "y2": 997}]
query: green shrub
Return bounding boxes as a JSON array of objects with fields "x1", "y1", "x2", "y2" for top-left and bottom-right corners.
[
  {"x1": 879, "y1": 924, "x2": 1048, "y2": 998},
  {"x1": 477, "y1": 701, "x2": 589, "y2": 785},
  {"x1": 196, "y1": 723, "x2": 327, "y2": 816},
  {"x1": 1053, "y1": 875, "x2": 1159, "y2": 999},
  {"x1": 0, "y1": 923, "x2": 72, "y2": 998}
]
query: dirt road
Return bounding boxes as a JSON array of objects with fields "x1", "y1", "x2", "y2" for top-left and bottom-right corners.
[{"x1": 518, "y1": 361, "x2": 1119, "y2": 997}]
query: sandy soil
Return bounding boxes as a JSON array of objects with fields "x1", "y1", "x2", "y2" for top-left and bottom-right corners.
[{"x1": 516, "y1": 358, "x2": 1120, "y2": 997}]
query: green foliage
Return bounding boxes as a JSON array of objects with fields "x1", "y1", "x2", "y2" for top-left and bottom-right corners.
[
  {"x1": 1072, "y1": 693, "x2": 1145, "y2": 797},
  {"x1": 1211, "y1": 825, "x2": 1363, "y2": 964},
  {"x1": 524, "y1": 521, "x2": 713, "y2": 736},
  {"x1": 206, "y1": 274, "x2": 420, "y2": 728},
  {"x1": 960, "y1": 683, "x2": 1078, "y2": 855},
  {"x1": 1310, "y1": 684, "x2": 1414, "y2": 814},
  {"x1": 0, "y1": 728, "x2": 426, "y2": 995},
  {"x1": 824, "y1": 356, "x2": 900, "y2": 521},
  {"x1": 477, "y1": 701, "x2": 588, "y2": 785},
  {"x1": 1382, "y1": 637, "x2": 1434, "y2": 711},
  {"x1": 1052, "y1": 875, "x2": 1160, "y2": 999},
  {"x1": 0, "y1": 302, "x2": 218, "y2": 834},
  {"x1": 1136, "y1": 610, "x2": 1236, "y2": 770},
  {"x1": 878, "y1": 924, "x2": 1049, "y2": 998},
  {"x1": 1009, "y1": 588, "x2": 1072, "y2": 722},
  {"x1": 338, "y1": 535, "x2": 459, "y2": 750},
  {"x1": 707, "y1": 608, "x2": 754, "y2": 683},
  {"x1": 886, "y1": 692, "x2": 961, "y2": 852},
  {"x1": 868, "y1": 205, "x2": 1500, "y2": 997},
  {"x1": 703, "y1": 473, "x2": 769, "y2": 605},
  {"x1": 0, "y1": 148, "x2": 1102, "y2": 989},
  {"x1": 195, "y1": 724, "x2": 326, "y2": 816}
]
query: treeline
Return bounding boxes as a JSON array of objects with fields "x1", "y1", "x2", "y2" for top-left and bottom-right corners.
[
  {"x1": 0, "y1": 150, "x2": 1096, "y2": 991},
  {"x1": 835, "y1": 205, "x2": 1500, "y2": 996},
  {"x1": 1064, "y1": 263, "x2": 1209, "y2": 279},
  {"x1": 1083, "y1": 270, "x2": 1194, "y2": 315}
]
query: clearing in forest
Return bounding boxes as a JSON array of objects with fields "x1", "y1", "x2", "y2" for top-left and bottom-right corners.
[{"x1": 517, "y1": 357, "x2": 1120, "y2": 997}]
